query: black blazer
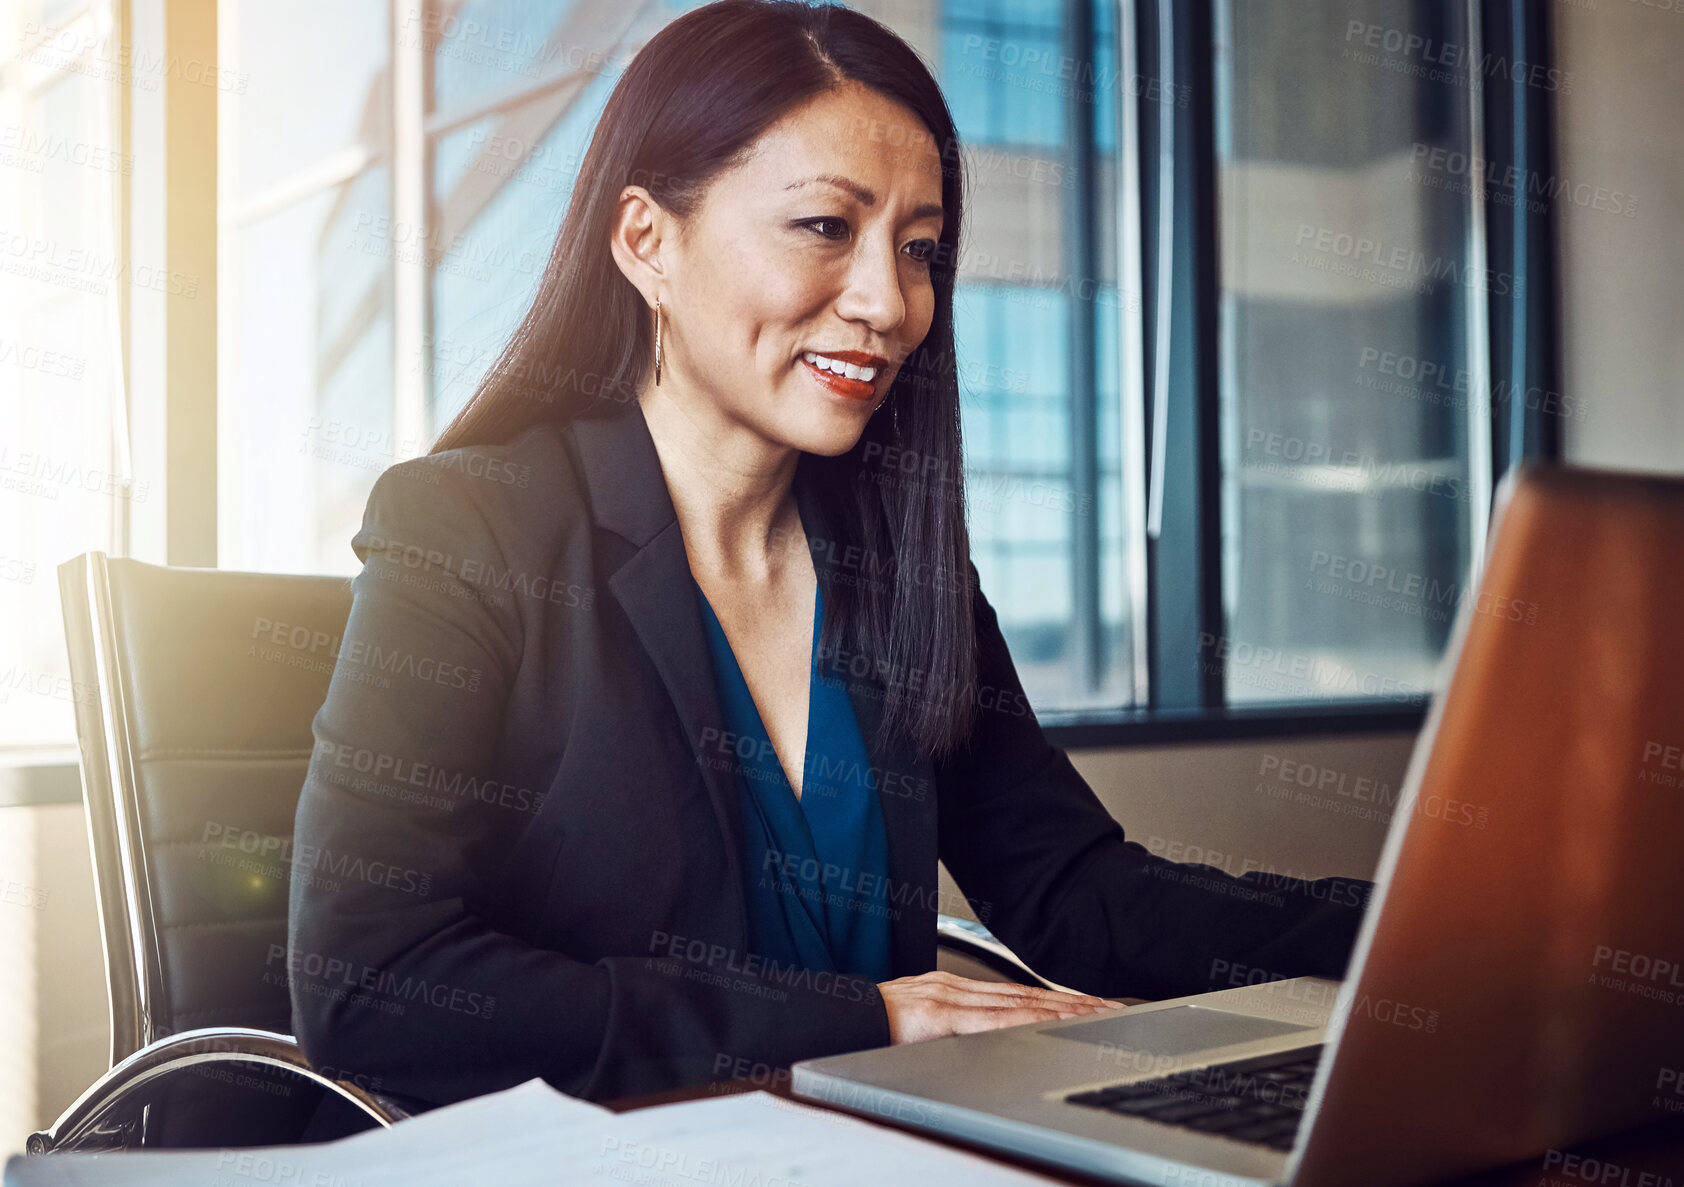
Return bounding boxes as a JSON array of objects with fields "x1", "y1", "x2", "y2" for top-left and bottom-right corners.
[{"x1": 287, "y1": 398, "x2": 1369, "y2": 1107}]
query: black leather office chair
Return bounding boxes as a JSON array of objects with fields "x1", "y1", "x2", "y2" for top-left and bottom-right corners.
[
  {"x1": 34, "y1": 551, "x2": 1044, "y2": 1154},
  {"x1": 33, "y1": 553, "x2": 417, "y2": 1153}
]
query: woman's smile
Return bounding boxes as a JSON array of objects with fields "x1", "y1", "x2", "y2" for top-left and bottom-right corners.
[{"x1": 799, "y1": 349, "x2": 885, "y2": 401}]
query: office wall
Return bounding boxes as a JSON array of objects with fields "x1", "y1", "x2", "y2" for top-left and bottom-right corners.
[
  {"x1": 936, "y1": 731, "x2": 1416, "y2": 929},
  {"x1": 1553, "y1": 2, "x2": 1684, "y2": 473}
]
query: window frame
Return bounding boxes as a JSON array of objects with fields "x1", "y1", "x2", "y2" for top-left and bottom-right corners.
[{"x1": 1042, "y1": 0, "x2": 1565, "y2": 747}]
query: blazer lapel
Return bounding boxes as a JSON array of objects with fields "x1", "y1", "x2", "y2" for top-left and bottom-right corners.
[
  {"x1": 572, "y1": 401, "x2": 939, "y2": 979},
  {"x1": 571, "y1": 404, "x2": 749, "y2": 944}
]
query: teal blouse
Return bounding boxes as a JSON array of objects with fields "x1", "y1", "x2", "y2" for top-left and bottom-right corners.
[{"x1": 694, "y1": 581, "x2": 894, "y2": 984}]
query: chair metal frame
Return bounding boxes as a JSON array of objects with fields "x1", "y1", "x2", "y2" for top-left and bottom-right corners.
[{"x1": 30, "y1": 553, "x2": 410, "y2": 1155}]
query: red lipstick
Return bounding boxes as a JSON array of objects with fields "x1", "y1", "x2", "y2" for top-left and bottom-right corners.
[{"x1": 800, "y1": 350, "x2": 887, "y2": 402}]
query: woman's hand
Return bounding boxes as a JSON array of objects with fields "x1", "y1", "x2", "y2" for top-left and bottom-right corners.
[{"x1": 877, "y1": 970, "x2": 1126, "y2": 1044}]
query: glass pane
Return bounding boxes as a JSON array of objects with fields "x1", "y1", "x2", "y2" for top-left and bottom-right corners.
[
  {"x1": 231, "y1": 0, "x2": 389, "y2": 200},
  {"x1": 0, "y1": 58, "x2": 126, "y2": 749},
  {"x1": 938, "y1": 0, "x2": 1135, "y2": 710},
  {"x1": 426, "y1": 65, "x2": 621, "y2": 431},
  {"x1": 421, "y1": 0, "x2": 702, "y2": 427},
  {"x1": 223, "y1": 168, "x2": 395, "y2": 576},
  {"x1": 1215, "y1": 1, "x2": 1481, "y2": 705},
  {"x1": 427, "y1": 0, "x2": 606, "y2": 117}
]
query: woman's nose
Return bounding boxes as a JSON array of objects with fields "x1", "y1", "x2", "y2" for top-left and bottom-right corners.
[{"x1": 836, "y1": 239, "x2": 907, "y2": 333}]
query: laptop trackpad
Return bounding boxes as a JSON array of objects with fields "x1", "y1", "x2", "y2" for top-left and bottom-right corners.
[{"x1": 1048, "y1": 1006, "x2": 1313, "y2": 1057}]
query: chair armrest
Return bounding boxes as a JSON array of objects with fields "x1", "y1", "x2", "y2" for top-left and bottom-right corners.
[
  {"x1": 935, "y1": 914, "x2": 1083, "y2": 993},
  {"x1": 27, "y1": 1027, "x2": 412, "y2": 1154}
]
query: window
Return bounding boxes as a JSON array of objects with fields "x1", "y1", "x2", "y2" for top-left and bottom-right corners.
[
  {"x1": 0, "y1": 1, "x2": 129, "y2": 750},
  {"x1": 219, "y1": 0, "x2": 391, "y2": 574},
  {"x1": 1119, "y1": 0, "x2": 1558, "y2": 735},
  {"x1": 940, "y1": 0, "x2": 1135, "y2": 712},
  {"x1": 1213, "y1": 2, "x2": 1487, "y2": 705},
  {"x1": 1, "y1": 0, "x2": 1563, "y2": 758},
  {"x1": 220, "y1": 0, "x2": 1144, "y2": 712}
]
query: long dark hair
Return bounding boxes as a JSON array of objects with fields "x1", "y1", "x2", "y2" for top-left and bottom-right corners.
[{"x1": 431, "y1": 0, "x2": 977, "y2": 759}]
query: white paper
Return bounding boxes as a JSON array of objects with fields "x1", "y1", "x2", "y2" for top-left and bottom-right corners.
[{"x1": 4, "y1": 1078, "x2": 1063, "y2": 1187}]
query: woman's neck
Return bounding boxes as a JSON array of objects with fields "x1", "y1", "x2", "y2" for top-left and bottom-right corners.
[{"x1": 637, "y1": 383, "x2": 806, "y2": 583}]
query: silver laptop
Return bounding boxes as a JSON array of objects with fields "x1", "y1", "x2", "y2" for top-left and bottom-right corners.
[{"x1": 793, "y1": 465, "x2": 1684, "y2": 1187}]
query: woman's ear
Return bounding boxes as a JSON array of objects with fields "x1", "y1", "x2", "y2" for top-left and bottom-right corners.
[{"x1": 608, "y1": 184, "x2": 669, "y2": 305}]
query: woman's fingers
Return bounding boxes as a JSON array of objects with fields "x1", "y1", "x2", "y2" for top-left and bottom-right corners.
[
  {"x1": 925, "y1": 970, "x2": 1108, "y2": 1000},
  {"x1": 942, "y1": 989, "x2": 1112, "y2": 1017},
  {"x1": 947, "y1": 1004, "x2": 1089, "y2": 1034},
  {"x1": 928, "y1": 975, "x2": 1117, "y2": 1010},
  {"x1": 877, "y1": 970, "x2": 1127, "y2": 1044}
]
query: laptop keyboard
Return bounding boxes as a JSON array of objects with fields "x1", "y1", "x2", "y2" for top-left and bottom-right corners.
[{"x1": 1065, "y1": 1045, "x2": 1325, "y2": 1152}]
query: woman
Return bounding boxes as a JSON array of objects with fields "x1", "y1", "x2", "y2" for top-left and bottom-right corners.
[{"x1": 288, "y1": 0, "x2": 1368, "y2": 1110}]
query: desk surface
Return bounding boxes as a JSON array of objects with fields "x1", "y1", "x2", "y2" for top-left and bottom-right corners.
[{"x1": 604, "y1": 1079, "x2": 1684, "y2": 1186}]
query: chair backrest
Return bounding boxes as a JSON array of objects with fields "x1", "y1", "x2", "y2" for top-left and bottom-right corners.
[{"x1": 58, "y1": 552, "x2": 352, "y2": 1066}]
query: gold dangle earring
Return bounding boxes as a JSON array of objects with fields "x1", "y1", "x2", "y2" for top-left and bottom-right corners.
[{"x1": 653, "y1": 299, "x2": 663, "y2": 386}]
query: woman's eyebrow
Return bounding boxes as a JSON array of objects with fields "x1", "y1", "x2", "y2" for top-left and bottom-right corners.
[{"x1": 784, "y1": 174, "x2": 944, "y2": 223}]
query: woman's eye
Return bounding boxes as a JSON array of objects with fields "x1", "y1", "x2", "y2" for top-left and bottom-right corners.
[
  {"x1": 801, "y1": 217, "x2": 850, "y2": 240},
  {"x1": 905, "y1": 238, "x2": 936, "y2": 264}
]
